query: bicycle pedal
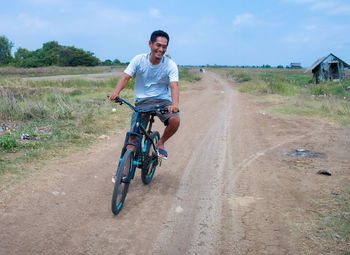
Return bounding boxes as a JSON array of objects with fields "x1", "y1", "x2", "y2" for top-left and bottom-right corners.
[{"x1": 122, "y1": 175, "x2": 130, "y2": 182}]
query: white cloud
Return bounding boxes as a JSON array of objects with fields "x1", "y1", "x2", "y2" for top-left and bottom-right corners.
[
  {"x1": 233, "y1": 13, "x2": 260, "y2": 27},
  {"x1": 303, "y1": 24, "x2": 317, "y2": 30},
  {"x1": 28, "y1": 0, "x2": 65, "y2": 4},
  {"x1": 282, "y1": 33, "x2": 312, "y2": 43},
  {"x1": 284, "y1": 0, "x2": 350, "y2": 15},
  {"x1": 176, "y1": 38, "x2": 196, "y2": 46},
  {"x1": 149, "y1": 8, "x2": 160, "y2": 18},
  {"x1": 311, "y1": 1, "x2": 350, "y2": 15},
  {"x1": 310, "y1": 1, "x2": 334, "y2": 10},
  {"x1": 324, "y1": 5, "x2": 350, "y2": 15},
  {"x1": 283, "y1": 0, "x2": 316, "y2": 3},
  {"x1": 87, "y1": 5, "x2": 141, "y2": 24},
  {"x1": 17, "y1": 13, "x2": 49, "y2": 29}
]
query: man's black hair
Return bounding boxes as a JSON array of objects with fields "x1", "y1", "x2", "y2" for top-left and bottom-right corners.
[{"x1": 150, "y1": 30, "x2": 169, "y2": 45}]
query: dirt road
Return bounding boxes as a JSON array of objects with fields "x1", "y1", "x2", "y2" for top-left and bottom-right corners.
[{"x1": 1, "y1": 71, "x2": 349, "y2": 254}]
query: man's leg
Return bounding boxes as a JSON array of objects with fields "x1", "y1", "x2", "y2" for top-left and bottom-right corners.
[{"x1": 156, "y1": 116, "x2": 180, "y2": 154}]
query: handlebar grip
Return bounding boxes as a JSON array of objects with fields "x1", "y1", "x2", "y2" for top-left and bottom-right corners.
[{"x1": 107, "y1": 95, "x2": 123, "y2": 104}]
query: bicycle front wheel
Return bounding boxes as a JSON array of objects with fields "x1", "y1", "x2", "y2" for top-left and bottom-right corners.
[
  {"x1": 111, "y1": 149, "x2": 134, "y2": 215},
  {"x1": 141, "y1": 131, "x2": 160, "y2": 185}
]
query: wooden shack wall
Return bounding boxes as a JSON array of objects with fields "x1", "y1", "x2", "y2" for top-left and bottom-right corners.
[{"x1": 313, "y1": 55, "x2": 346, "y2": 83}]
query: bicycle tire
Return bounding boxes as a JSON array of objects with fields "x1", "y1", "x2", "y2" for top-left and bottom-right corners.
[
  {"x1": 141, "y1": 131, "x2": 160, "y2": 185},
  {"x1": 111, "y1": 149, "x2": 134, "y2": 215}
]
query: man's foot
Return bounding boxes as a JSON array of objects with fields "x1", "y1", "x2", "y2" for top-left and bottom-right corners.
[
  {"x1": 112, "y1": 175, "x2": 128, "y2": 183},
  {"x1": 157, "y1": 148, "x2": 168, "y2": 160},
  {"x1": 112, "y1": 159, "x2": 130, "y2": 183}
]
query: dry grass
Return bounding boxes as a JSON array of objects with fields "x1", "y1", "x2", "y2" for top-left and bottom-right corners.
[{"x1": 0, "y1": 66, "x2": 122, "y2": 77}]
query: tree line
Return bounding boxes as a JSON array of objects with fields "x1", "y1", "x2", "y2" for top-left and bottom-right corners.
[{"x1": 0, "y1": 35, "x2": 124, "y2": 68}]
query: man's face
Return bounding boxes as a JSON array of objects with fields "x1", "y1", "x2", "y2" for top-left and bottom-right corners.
[{"x1": 149, "y1": 36, "x2": 168, "y2": 60}]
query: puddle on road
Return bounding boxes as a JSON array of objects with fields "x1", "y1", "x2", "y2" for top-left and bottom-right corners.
[{"x1": 285, "y1": 149, "x2": 326, "y2": 158}]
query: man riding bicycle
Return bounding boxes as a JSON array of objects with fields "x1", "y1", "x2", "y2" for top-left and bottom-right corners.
[{"x1": 109, "y1": 30, "x2": 180, "y2": 159}]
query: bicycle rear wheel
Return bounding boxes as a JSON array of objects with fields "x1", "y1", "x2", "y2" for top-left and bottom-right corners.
[
  {"x1": 141, "y1": 131, "x2": 160, "y2": 185},
  {"x1": 111, "y1": 149, "x2": 134, "y2": 215}
]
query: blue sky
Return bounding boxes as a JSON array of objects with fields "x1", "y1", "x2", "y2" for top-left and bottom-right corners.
[{"x1": 1, "y1": 0, "x2": 350, "y2": 67}]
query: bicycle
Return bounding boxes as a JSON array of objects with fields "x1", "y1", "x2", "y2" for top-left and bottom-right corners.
[{"x1": 110, "y1": 97, "x2": 168, "y2": 215}]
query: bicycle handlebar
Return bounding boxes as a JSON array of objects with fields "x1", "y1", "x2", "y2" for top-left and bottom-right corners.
[{"x1": 109, "y1": 97, "x2": 170, "y2": 114}]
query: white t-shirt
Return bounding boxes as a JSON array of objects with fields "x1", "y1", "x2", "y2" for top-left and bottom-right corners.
[{"x1": 124, "y1": 53, "x2": 178, "y2": 102}]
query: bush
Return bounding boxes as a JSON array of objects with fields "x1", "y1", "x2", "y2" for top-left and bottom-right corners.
[
  {"x1": 226, "y1": 71, "x2": 252, "y2": 82},
  {"x1": 0, "y1": 89, "x2": 74, "y2": 121},
  {"x1": 69, "y1": 89, "x2": 83, "y2": 97},
  {"x1": 267, "y1": 80, "x2": 288, "y2": 95},
  {"x1": 0, "y1": 134, "x2": 17, "y2": 150},
  {"x1": 309, "y1": 82, "x2": 348, "y2": 96},
  {"x1": 179, "y1": 67, "x2": 202, "y2": 82},
  {"x1": 235, "y1": 73, "x2": 252, "y2": 82}
]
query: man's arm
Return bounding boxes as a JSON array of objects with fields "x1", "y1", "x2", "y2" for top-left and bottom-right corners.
[
  {"x1": 168, "y1": 81, "x2": 179, "y2": 113},
  {"x1": 109, "y1": 73, "x2": 132, "y2": 100}
]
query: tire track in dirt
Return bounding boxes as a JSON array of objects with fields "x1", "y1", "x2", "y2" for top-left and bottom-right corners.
[{"x1": 153, "y1": 72, "x2": 234, "y2": 254}]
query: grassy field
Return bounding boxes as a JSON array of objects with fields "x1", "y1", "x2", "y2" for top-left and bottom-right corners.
[
  {"x1": 0, "y1": 66, "x2": 201, "y2": 186},
  {"x1": 0, "y1": 65, "x2": 124, "y2": 77},
  {"x1": 216, "y1": 68, "x2": 350, "y2": 125}
]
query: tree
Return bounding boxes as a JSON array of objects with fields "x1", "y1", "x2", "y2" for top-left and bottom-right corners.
[
  {"x1": 66, "y1": 47, "x2": 99, "y2": 66},
  {"x1": 102, "y1": 59, "x2": 113, "y2": 66},
  {"x1": 13, "y1": 43, "x2": 100, "y2": 67},
  {"x1": 14, "y1": 47, "x2": 30, "y2": 67},
  {"x1": 112, "y1": 58, "x2": 122, "y2": 65},
  {"x1": 58, "y1": 47, "x2": 73, "y2": 66},
  {"x1": 14, "y1": 47, "x2": 41, "y2": 67},
  {"x1": 0, "y1": 35, "x2": 14, "y2": 65},
  {"x1": 41, "y1": 41, "x2": 60, "y2": 66}
]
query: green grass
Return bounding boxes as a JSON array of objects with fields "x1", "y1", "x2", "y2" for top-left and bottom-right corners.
[
  {"x1": 179, "y1": 67, "x2": 201, "y2": 82},
  {"x1": 178, "y1": 67, "x2": 202, "y2": 91},
  {"x1": 268, "y1": 95, "x2": 350, "y2": 124},
  {"x1": 226, "y1": 71, "x2": 252, "y2": 82},
  {"x1": 0, "y1": 76, "x2": 132, "y2": 183},
  {"x1": 0, "y1": 134, "x2": 17, "y2": 150},
  {"x1": 217, "y1": 68, "x2": 350, "y2": 125},
  {"x1": 290, "y1": 187, "x2": 350, "y2": 254}
]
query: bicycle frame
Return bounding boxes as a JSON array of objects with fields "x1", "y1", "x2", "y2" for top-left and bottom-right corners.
[{"x1": 115, "y1": 98, "x2": 167, "y2": 181}]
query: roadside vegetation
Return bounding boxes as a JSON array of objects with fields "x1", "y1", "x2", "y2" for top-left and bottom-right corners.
[
  {"x1": 221, "y1": 68, "x2": 350, "y2": 125},
  {"x1": 218, "y1": 67, "x2": 350, "y2": 254},
  {"x1": 290, "y1": 187, "x2": 350, "y2": 254},
  {"x1": 0, "y1": 65, "x2": 123, "y2": 77},
  {"x1": 179, "y1": 67, "x2": 202, "y2": 90},
  {"x1": 0, "y1": 66, "x2": 200, "y2": 186}
]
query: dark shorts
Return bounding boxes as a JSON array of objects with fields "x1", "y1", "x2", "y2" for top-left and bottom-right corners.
[{"x1": 130, "y1": 99, "x2": 180, "y2": 131}]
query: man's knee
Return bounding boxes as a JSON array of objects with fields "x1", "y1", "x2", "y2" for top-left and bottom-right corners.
[
  {"x1": 127, "y1": 135, "x2": 137, "y2": 151},
  {"x1": 168, "y1": 116, "x2": 180, "y2": 128}
]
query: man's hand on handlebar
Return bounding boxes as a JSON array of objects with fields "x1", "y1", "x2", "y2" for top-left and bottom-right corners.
[
  {"x1": 109, "y1": 92, "x2": 119, "y2": 101},
  {"x1": 168, "y1": 105, "x2": 179, "y2": 113}
]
